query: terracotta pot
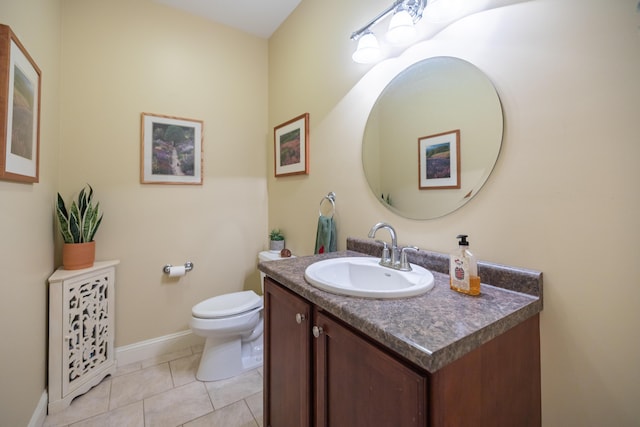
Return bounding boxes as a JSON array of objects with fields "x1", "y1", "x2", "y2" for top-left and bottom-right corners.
[{"x1": 62, "y1": 241, "x2": 96, "y2": 270}]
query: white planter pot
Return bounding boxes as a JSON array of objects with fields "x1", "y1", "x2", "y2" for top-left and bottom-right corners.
[{"x1": 269, "y1": 240, "x2": 285, "y2": 252}]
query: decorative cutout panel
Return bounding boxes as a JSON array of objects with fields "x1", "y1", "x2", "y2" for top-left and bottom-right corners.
[{"x1": 65, "y1": 275, "x2": 110, "y2": 389}]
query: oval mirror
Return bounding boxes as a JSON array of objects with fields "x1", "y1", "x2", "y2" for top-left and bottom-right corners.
[{"x1": 362, "y1": 56, "x2": 503, "y2": 220}]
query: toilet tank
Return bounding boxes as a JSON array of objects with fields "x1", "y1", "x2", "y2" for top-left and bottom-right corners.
[{"x1": 258, "y1": 250, "x2": 295, "y2": 293}]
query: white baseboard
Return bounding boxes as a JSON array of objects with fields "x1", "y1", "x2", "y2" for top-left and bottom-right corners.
[
  {"x1": 115, "y1": 330, "x2": 204, "y2": 367},
  {"x1": 28, "y1": 390, "x2": 48, "y2": 427}
]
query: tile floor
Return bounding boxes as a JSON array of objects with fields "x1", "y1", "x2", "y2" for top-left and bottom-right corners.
[{"x1": 43, "y1": 345, "x2": 263, "y2": 427}]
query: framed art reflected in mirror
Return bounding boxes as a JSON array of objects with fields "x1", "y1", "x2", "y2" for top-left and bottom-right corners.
[{"x1": 418, "y1": 130, "x2": 460, "y2": 190}]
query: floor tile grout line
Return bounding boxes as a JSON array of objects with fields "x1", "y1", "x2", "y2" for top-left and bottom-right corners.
[
  {"x1": 142, "y1": 398, "x2": 146, "y2": 427},
  {"x1": 205, "y1": 380, "x2": 217, "y2": 412},
  {"x1": 109, "y1": 362, "x2": 174, "y2": 412},
  {"x1": 240, "y1": 398, "x2": 260, "y2": 427}
]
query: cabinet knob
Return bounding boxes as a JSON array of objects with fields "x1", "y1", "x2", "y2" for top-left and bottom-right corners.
[
  {"x1": 312, "y1": 326, "x2": 324, "y2": 338},
  {"x1": 295, "y1": 313, "x2": 306, "y2": 324}
]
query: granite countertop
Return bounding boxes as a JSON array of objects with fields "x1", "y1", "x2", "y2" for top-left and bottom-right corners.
[{"x1": 258, "y1": 238, "x2": 543, "y2": 373}]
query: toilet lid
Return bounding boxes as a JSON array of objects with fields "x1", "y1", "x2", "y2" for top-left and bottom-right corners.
[{"x1": 192, "y1": 290, "x2": 263, "y2": 319}]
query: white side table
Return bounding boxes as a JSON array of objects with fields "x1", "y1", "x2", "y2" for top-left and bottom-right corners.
[{"x1": 47, "y1": 260, "x2": 119, "y2": 414}]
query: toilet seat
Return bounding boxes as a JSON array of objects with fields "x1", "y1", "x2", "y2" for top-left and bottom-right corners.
[{"x1": 192, "y1": 290, "x2": 262, "y2": 319}]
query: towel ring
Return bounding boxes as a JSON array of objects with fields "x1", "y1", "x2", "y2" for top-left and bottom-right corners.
[{"x1": 319, "y1": 192, "x2": 336, "y2": 218}]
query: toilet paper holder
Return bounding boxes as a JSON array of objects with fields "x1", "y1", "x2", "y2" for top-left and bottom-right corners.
[{"x1": 163, "y1": 261, "x2": 194, "y2": 274}]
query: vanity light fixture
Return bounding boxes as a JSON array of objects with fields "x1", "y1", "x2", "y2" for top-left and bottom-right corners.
[
  {"x1": 351, "y1": 31, "x2": 383, "y2": 64},
  {"x1": 351, "y1": 0, "x2": 428, "y2": 64},
  {"x1": 387, "y1": 8, "x2": 418, "y2": 44}
]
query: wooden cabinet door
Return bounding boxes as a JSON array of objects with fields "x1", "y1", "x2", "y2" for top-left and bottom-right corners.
[
  {"x1": 314, "y1": 311, "x2": 427, "y2": 427},
  {"x1": 264, "y1": 278, "x2": 313, "y2": 427}
]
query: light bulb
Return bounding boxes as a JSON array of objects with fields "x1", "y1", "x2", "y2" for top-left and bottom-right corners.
[
  {"x1": 387, "y1": 9, "x2": 417, "y2": 44},
  {"x1": 352, "y1": 32, "x2": 383, "y2": 64}
]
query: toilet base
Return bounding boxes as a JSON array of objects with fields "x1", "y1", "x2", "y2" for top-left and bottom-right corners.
[{"x1": 196, "y1": 334, "x2": 263, "y2": 382}]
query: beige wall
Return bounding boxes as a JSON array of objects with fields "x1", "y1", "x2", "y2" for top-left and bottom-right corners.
[
  {"x1": 0, "y1": 0, "x2": 61, "y2": 425},
  {"x1": 59, "y1": 0, "x2": 269, "y2": 348},
  {"x1": 269, "y1": 0, "x2": 640, "y2": 425}
]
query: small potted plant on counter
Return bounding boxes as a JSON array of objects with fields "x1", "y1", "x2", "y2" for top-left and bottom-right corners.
[
  {"x1": 269, "y1": 228, "x2": 285, "y2": 253},
  {"x1": 55, "y1": 184, "x2": 103, "y2": 270}
]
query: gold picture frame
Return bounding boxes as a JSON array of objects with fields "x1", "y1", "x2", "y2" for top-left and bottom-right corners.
[
  {"x1": 140, "y1": 112, "x2": 203, "y2": 185},
  {"x1": 274, "y1": 113, "x2": 309, "y2": 177},
  {"x1": 0, "y1": 24, "x2": 42, "y2": 183}
]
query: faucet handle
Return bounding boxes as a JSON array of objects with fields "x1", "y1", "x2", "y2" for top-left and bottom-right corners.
[
  {"x1": 399, "y1": 246, "x2": 419, "y2": 271},
  {"x1": 376, "y1": 240, "x2": 391, "y2": 265}
]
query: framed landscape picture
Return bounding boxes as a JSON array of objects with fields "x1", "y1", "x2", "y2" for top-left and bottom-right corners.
[
  {"x1": 0, "y1": 24, "x2": 42, "y2": 183},
  {"x1": 418, "y1": 129, "x2": 460, "y2": 190},
  {"x1": 274, "y1": 113, "x2": 309, "y2": 177},
  {"x1": 140, "y1": 113, "x2": 203, "y2": 185}
]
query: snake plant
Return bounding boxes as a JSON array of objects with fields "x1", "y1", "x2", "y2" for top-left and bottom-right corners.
[{"x1": 56, "y1": 185, "x2": 103, "y2": 243}]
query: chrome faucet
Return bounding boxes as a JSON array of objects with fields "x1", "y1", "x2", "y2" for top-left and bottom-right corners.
[
  {"x1": 368, "y1": 222, "x2": 419, "y2": 271},
  {"x1": 368, "y1": 222, "x2": 399, "y2": 267}
]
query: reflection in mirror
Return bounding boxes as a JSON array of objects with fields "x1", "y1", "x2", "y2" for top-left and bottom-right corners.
[{"x1": 362, "y1": 56, "x2": 503, "y2": 220}]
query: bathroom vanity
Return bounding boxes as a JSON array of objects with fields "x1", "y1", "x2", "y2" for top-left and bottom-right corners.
[{"x1": 259, "y1": 238, "x2": 542, "y2": 427}]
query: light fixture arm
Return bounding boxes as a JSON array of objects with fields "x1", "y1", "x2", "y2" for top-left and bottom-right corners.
[
  {"x1": 404, "y1": 0, "x2": 428, "y2": 23},
  {"x1": 350, "y1": 0, "x2": 403, "y2": 40},
  {"x1": 350, "y1": 0, "x2": 428, "y2": 41}
]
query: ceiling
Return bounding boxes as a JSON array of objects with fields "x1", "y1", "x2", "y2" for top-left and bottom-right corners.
[{"x1": 154, "y1": 0, "x2": 302, "y2": 39}]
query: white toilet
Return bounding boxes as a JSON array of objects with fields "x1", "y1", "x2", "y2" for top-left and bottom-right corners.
[{"x1": 189, "y1": 250, "x2": 289, "y2": 381}]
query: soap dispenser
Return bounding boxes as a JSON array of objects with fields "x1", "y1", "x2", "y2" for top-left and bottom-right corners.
[{"x1": 450, "y1": 234, "x2": 481, "y2": 296}]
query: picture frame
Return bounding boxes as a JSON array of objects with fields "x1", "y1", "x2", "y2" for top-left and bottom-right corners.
[
  {"x1": 140, "y1": 113, "x2": 203, "y2": 185},
  {"x1": 0, "y1": 24, "x2": 42, "y2": 183},
  {"x1": 418, "y1": 129, "x2": 461, "y2": 190},
  {"x1": 274, "y1": 113, "x2": 309, "y2": 177}
]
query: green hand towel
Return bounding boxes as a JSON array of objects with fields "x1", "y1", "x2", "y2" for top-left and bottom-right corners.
[{"x1": 314, "y1": 215, "x2": 337, "y2": 254}]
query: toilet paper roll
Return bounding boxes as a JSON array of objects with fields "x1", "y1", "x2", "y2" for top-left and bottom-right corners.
[{"x1": 168, "y1": 265, "x2": 186, "y2": 277}]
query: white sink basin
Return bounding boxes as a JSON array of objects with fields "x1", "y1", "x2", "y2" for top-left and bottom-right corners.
[{"x1": 304, "y1": 257, "x2": 435, "y2": 299}]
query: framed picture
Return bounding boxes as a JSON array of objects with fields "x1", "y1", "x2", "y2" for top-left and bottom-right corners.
[
  {"x1": 0, "y1": 24, "x2": 42, "y2": 183},
  {"x1": 274, "y1": 113, "x2": 309, "y2": 177},
  {"x1": 140, "y1": 113, "x2": 203, "y2": 185},
  {"x1": 418, "y1": 129, "x2": 461, "y2": 190}
]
